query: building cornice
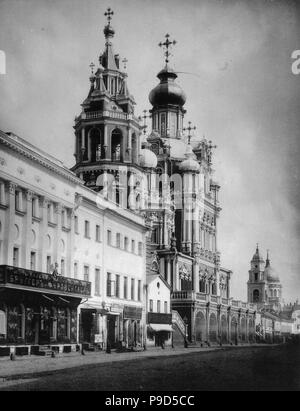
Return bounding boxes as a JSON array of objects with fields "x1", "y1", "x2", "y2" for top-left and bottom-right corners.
[{"x1": 0, "y1": 130, "x2": 82, "y2": 185}]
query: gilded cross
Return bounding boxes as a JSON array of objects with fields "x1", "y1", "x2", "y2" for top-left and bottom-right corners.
[
  {"x1": 140, "y1": 110, "x2": 152, "y2": 135},
  {"x1": 183, "y1": 121, "x2": 196, "y2": 144},
  {"x1": 159, "y1": 33, "x2": 177, "y2": 64},
  {"x1": 104, "y1": 7, "x2": 114, "y2": 25},
  {"x1": 122, "y1": 57, "x2": 128, "y2": 70},
  {"x1": 89, "y1": 62, "x2": 95, "y2": 74}
]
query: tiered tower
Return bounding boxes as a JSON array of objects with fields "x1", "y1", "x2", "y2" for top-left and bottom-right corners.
[{"x1": 72, "y1": 8, "x2": 144, "y2": 209}]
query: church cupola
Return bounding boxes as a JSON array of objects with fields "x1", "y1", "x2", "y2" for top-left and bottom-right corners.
[{"x1": 149, "y1": 34, "x2": 186, "y2": 139}]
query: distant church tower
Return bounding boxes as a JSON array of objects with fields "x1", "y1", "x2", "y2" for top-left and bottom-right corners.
[{"x1": 247, "y1": 246, "x2": 282, "y2": 310}]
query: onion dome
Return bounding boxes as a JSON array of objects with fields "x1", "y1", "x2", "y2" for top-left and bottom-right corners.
[
  {"x1": 139, "y1": 148, "x2": 158, "y2": 168},
  {"x1": 149, "y1": 65, "x2": 186, "y2": 107},
  {"x1": 103, "y1": 24, "x2": 115, "y2": 39},
  {"x1": 179, "y1": 144, "x2": 200, "y2": 172},
  {"x1": 264, "y1": 251, "x2": 280, "y2": 282}
]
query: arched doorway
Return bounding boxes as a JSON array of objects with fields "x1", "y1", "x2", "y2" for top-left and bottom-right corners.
[
  {"x1": 111, "y1": 129, "x2": 123, "y2": 161},
  {"x1": 209, "y1": 313, "x2": 217, "y2": 343},
  {"x1": 241, "y1": 317, "x2": 246, "y2": 342},
  {"x1": 231, "y1": 316, "x2": 238, "y2": 344},
  {"x1": 195, "y1": 311, "x2": 206, "y2": 343},
  {"x1": 221, "y1": 314, "x2": 228, "y2": 344}
]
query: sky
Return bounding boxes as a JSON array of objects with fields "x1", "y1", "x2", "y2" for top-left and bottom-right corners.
[{"x1": 0, "y1": 0, "x2": 299, "y2": 302}]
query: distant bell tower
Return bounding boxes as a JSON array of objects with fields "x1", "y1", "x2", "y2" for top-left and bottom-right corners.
[{"x1": 247, "y1": 244, "x2": 266, "y2": 305}]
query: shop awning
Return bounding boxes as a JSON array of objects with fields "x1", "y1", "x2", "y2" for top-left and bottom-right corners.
[{"x1": 149, "y1": 323, "x2": 173, "y2": 332}]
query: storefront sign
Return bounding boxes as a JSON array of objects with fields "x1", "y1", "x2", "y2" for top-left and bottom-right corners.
[{"x1": 123, "y1": 305, "x2": 142, "y2": 320}]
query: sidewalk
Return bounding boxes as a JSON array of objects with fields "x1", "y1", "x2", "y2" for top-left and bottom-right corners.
[{"x1": 0, "y1": 344, "x2": 272, "y2": 382}]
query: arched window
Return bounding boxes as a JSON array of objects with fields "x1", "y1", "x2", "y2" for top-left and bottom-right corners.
[
  {"x1": 253, "y1": 289, "x2": 260, "y2": 303},
  {"x1": 211, "y1": 282, "x2": 217, "y2": 295},
  {"x1": 111, "y1": 129, "x2": 123, "y2": 161},
  {"x1": 254, "y1": 273, "x2": 258, "y2": 281},
  {"x1": 199, "y1": 279, "x2": 206, "y2": 293},
  {"x1": 89, "y1": 128, "x2": 103, "y2": 162}
]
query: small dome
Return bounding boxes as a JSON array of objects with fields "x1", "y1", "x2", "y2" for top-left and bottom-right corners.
[
  {"x1": 179, "y1": 145, "x2": 200, "y2": 172},
  {"x1": 265, "y1": 265, "x2": 280, "y2": 282},
  {"x1": 139, "y1": 148, "x2": 157, "y2": 168},
  {"x1": 149, "y1": 66, "x2": 186, "y2": 107}
]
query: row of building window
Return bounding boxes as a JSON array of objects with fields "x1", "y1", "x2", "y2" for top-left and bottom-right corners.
[
  {"x1": 149, "y1": 300, "x2": 168, "y2": 314},
  {"x1": 107, "y1": 230, "x2": 143, "y2": 255},
  {"x1": 106, "y1": 273, "x2": 142, "y2": 301}
]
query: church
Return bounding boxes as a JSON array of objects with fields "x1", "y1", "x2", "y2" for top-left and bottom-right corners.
[
  {"x1": 0, "y1": 8, "x2": 258, "y2": 356},
  {"x1": 69, "y1": 8, "x2": 256, "y2": 346}
]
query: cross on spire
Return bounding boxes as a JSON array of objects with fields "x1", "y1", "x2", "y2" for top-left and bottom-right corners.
[
  {"x1": 104, "y1": 7, "x2": 114, "y2": 25},
  {"x1": 122, "y1": 58, "x2": 128, "y2": 70},
  {"x1": 183, "y1": 121, "x2": 196, "y2": 144},
  {"x1": 159, "y1": 33, "x2": 177, "y2": 64},
  {"x1": 139, "y1": 110, "x2": 152, "y2": 135},
  {"x1": 208, "y1": 140, "x2": 217, "y2": 151},
  {"x1": 89, "y1": 62, "x2": 95, "y2": 74}
]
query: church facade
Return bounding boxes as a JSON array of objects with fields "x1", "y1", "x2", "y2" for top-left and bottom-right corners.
[{"x1": 69, "y1": 9, "x2": 256, "y2": 346}]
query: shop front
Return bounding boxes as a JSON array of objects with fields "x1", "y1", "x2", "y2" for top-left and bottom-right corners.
[
  {"x1": 0, "y1": 265, "x2": 91, "y2": 356},
  {"x1": 147, "y1": 312, "x2": 173, "y2": 348},
  {"x1": 122, "y1": 305, "x2": 143, "y2": 349}
]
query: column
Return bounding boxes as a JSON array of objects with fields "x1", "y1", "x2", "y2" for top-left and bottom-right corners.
[
  {"x1": 4, "y1": 182, "x2": 16, "y2": 265},
  {"x1": 22, "y1": 189, "x2": 34, "y2": 269},
  {"x1": 38, "y1": 196, "x2": 48, "y2": 272}
]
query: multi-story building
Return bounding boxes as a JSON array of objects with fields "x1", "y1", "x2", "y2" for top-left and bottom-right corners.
[{"x1": 0, "y1": 130, "x2": 147, "y2": 355}]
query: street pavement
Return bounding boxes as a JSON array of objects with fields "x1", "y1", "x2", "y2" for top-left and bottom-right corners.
[{"x1": 0, "y1": 343, "x2": 299, "y2": 391}]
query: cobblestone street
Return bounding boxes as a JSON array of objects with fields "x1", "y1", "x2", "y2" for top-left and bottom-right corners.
[{"x1": 0, "y1": 344, "x2": 299, "y2": 391}]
